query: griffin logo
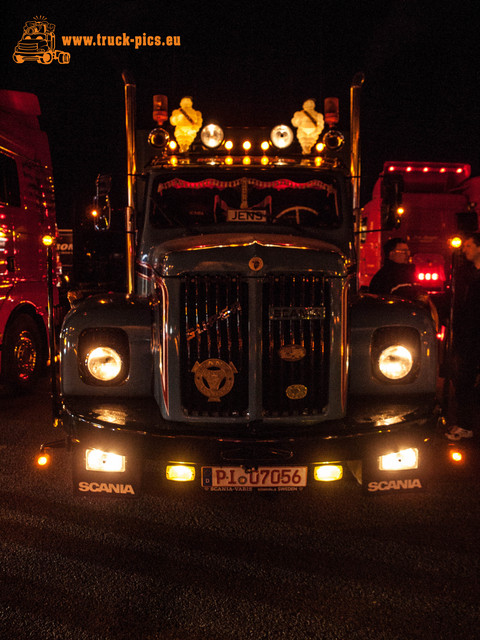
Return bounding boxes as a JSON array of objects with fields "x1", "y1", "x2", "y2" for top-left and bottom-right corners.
[{"x1": 192, "y1": 359, "x2": 237, "y2": 402}]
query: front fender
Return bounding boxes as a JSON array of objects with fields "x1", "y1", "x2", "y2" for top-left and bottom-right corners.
[
  {"x1": 349, "y1": 294, "x2": 438, "y2": 396},
  {"x1": 60, "y1": 293, "x2": 153, "y2": 396}
]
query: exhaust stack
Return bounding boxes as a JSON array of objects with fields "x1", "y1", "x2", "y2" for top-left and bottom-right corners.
[{"x1": 122, "y1": 70, "x2": 137, "y2": 295}]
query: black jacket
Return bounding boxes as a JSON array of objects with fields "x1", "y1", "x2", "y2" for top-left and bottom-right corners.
[{"x1": 369, "y1": 260, "x2": 416, "y2": 295}]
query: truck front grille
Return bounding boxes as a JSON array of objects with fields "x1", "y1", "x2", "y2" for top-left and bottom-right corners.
[{"x1": 178, "y1": 274, "x2": 330, "y2": 418}]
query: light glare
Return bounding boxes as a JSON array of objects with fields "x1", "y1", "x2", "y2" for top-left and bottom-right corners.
[
  {"x1": 86, "y1": 448, "x2": 126, "y2": 472},
  {"x1": 379, "y1": 448, "x2": 418, "y2": 471},
  {"x1": 378, "y1": 345, "x2": 413, "y2": 380},
  {"x1": 87, "y1": 346, "x2": 122, "y2": 381},
  {"x1": 314, "y1": 464, "x2": 343, "y2": 482},
  {"x1": 166, "y1": 465, "x2": 196, "y2": 482}
]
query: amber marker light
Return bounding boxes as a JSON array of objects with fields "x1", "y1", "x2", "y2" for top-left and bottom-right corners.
[
  {"x1": 242, "y1": 140, "x2": 252, "y2": 152},
  {"x1": 449, "y1": 449, "x2": 464, "y2": 464},
  {"x1": 225, "y1": 140, "x2": 233, "y2": 151},
  {"x1": 35, "y1": 452, "x2": 51, "y2": 468},
  {"x1": 225, "y1": 156, "x2": 233, "y2": 165},
  {"x1": 42, "y1": 234, "x2": 55, "y2": 247},
  {"x1": 450, "y1": 236, "x2": 462, "y2": 249},
  {"x1": 168, "y1": 140, "x2": 178, "y2": 151}
]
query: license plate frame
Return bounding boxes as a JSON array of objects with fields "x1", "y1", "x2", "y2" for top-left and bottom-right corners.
[{"x1": 202, "y1": 466, "x2": 308, "y2": 491}]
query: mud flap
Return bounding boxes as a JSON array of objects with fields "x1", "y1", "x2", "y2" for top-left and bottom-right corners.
[
  {"x1": 360, "y1": 455, "x2": 428, "y2": 495},
  {"x1": 72, "y1": 444, "x2": 143, "y2": 497}
]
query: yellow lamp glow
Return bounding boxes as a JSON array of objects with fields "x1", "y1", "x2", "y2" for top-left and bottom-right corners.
[
  {"x1": 450, "y1": 236, "x2": 462, "y2": 249},
  {"x1": 166, "y1": 464, "x2": 195, "y2": 482},
  {"x1": 35, "y1": 452, "x2": 51, "y2": 467},
  {"x1": 242, "y1": 140, "x2": 252, "y2": 152},
  {"x1": 450, "y1": 450, "x2": 463, "y2": 463},
  {"x1": 42, "y1": 234, "x2": 55, "y2": 246},
  {"x1": 314, "y1": 464, "x2": 343, "y2": 482}
]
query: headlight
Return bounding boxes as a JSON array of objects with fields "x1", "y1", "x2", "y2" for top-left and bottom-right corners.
[
  {"x1": 78, "y1": 328, "x2": 129, "y2": 385},
  {"x1": 86, "y1": 346, "x2": 123, "y2": 381},
  {"x1": 371, "y1": 327, "x2": 420, "y2": 384},
  {"x1": 378, "y1": 345, "x2": 413, "y2": 380},
  {"x1": 200, "y1": 124, "x2": 224, "y2": 148},
  {"x1": 379, "y1": 448, "x2": 418, "y2": 471},
  {"x1": 270, "y1": 124, "x2": 294, "y2": 149},
  {"x1": 86, "y1": 448, "x2": 126, "y2": 472}
]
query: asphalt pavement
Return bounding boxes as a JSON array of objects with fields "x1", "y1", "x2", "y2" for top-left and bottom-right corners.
[{"x1": 0, "y1": 378, "x2": 479, "y2": 640}]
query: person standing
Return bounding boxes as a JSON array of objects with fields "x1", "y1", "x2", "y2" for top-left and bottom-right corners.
[
  {"x1": 369, "y1": 237, "x2": 416, "y2": 295},
  {"x1": 445, "y1": 232, "x2": 480, "y2": 440}
]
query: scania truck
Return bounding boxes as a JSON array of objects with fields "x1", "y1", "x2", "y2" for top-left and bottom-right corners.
[{"x1": 40, "y1": 73, "x2": 440, "y2": 495}]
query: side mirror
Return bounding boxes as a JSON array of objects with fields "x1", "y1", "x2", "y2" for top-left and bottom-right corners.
[
  {"x1": 381, "y1": 172, "x2": 404, "y2": 230},
  {"x1": 92, "y1": 174, "x2": 112, "y2": 231}
]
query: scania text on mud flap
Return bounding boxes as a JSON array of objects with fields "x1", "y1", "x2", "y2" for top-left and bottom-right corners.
[
  {"x1": 42, "y1": 73, "x2": 440, "y2": 495},
  {"x1": 0, "y1": 90, "x2": 59, "y2": 390}
]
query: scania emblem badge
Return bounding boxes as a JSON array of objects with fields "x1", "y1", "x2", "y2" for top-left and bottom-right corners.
[
  {"x1": 192, "y1": 359, "x2": 238, "y2": 402},
  {"x1": 279, "y1": 344, "x2": 307, "y2": 362},
  {"x1": 248, "y1": 256, "x2": 263, "y2": 271},
  {"x1": 286, "y1": 384, "x2": 308, "y2": 400}
]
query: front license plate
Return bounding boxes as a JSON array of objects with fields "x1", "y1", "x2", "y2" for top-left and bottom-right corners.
[{"x1": 202, "y1": 466, "x2": 308, "y2": 491}]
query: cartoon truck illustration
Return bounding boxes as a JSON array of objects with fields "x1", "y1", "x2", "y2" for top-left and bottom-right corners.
[{"x1": 12, "y1": 18, "x2": 70, "y2": 65}]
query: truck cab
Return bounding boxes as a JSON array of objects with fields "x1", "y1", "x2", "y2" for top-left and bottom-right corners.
[{"x1": 50, "y1": 77, "x2": 440, "y2": 495}]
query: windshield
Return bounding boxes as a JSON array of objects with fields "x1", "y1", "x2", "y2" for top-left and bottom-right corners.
[{"x1": 150, "y1": 170, "x2": 340, "y2": 230}]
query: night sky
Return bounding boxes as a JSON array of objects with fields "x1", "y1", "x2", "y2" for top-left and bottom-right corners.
[{"x1": 2, "y1": 0, "x2": 479, "y2": 228}]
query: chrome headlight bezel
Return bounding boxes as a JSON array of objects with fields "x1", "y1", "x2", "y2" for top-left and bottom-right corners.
[{"x1": 78, "y1": 328, "x2": 129, "y2": 386}]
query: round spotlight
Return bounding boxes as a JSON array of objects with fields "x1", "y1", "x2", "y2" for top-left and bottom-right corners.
[
  {"x1": 148, "y1": 128, "x2": 170, "y2": 149},
  {"x1": 200, "y1": 124, "x2": 224, "y2": 149},
  {"x1": 270, "y1": 125, "x2": 294, "y2": 149},
  {"x1": 323, "y1": 129, "x2": 345, "y2": 150}
]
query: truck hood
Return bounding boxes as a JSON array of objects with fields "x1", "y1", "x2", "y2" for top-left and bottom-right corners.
[{"x1": 143, "y1": 232, "x2": 349, "y2": 277}]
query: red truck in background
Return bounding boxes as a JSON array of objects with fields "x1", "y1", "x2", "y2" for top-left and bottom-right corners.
[
  {"x1": 359, "y1": 161, "x2": 480, "y2": 293},
  {"x1": 0, "y1": 89, "x2": 58, "y2": 389}
]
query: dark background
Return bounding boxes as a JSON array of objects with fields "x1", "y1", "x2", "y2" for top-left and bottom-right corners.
[{"x1": 2, "y1": 0, "x2": 479, "y2": 228}]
